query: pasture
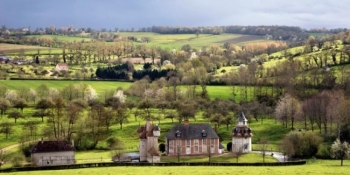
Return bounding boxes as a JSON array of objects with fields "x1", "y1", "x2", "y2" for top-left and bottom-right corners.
[
  {"x1": 26, "y1": 35, "x2": 92, "y2": 43},
  {"x1": 0, "y1": 43, "x2": 56, "y2": 55},
  {"x1": 0, "y1": 80, "x2": 268, "y2": 101},
  {"x1": 0, "y1": 80, "x2": 132, "y2": 96},
  {"x1": 2, "y1": 160, "x2": 350, "y2": 175}
]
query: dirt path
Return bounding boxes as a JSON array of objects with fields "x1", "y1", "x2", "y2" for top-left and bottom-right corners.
[{"x1": 0, "y1": 139, "x2": 40, "y2": 153}]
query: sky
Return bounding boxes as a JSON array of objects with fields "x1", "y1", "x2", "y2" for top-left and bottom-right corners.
[{"x1": 0, "y1": 0, "x2": 349, "y2": 30}]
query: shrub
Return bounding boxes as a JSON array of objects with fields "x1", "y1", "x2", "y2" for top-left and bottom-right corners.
[
  {"x1": 316, "y1": 144, "x2": 331, "y2": 159},
  {"x1": 11, "y1": 153, "x2": 25, "y2": 167},
  {"x1": 283, "y1": 131, "x2": 323, "y2": 159}
]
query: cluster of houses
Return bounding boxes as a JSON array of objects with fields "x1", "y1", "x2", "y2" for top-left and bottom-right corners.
[{"x1": 29, "y1": 112, "x2": 253, "y2": 166}]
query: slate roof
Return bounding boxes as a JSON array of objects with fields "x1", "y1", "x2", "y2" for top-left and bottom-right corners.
[
  {"x1": 30, "y1": 140, "x2": 75, "y2": 153},
  {"x1": 166, "y1": 123, "x2": 219, "y2": 140},
  {"x1": 237, "y1": 112, "x2": 247, "y2": 122}
]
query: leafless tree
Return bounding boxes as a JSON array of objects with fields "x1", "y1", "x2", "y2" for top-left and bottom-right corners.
[{"x1": 258, "y1": 138, "x2": 269, "y2": 162}]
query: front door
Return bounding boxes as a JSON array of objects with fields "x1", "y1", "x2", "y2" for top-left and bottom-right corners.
[{"x1": 186, "y1": 139, "x2": 191, "y2": 154}]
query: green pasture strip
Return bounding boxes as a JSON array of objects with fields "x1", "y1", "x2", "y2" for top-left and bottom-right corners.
[
  {"x1": 1, "y1": 80, "x2": 254, "y2": 102},
  {"x1": 155, "y1": 34, "x2": 242, "y2": 49},
  {"x1": 0, "y1": 43, "x2": 52, "y2": 53},
  {"x1": 3, "y1": 160, "x2": 350, "y2": 175},
  {"x1": 75, "y1": 150, "x2": 113, "y2": 164},
  {"x1": 22, "y1": 49, "x2": 63, "y2": 55},
  {"x1": 161, "y1": 153, "x2": 277, "y2": 163},
  {"x1": 26, "y1": 35, "x2": 92, "y2": 42},
  {"x1": 0, "y1": 80, "x2": 132, "y2": 94}
]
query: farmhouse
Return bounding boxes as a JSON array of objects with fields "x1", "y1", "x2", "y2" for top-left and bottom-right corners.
[
  {"x1": 137, "y1": 119, "x2": 161, "y2": 162},
  {"x1": 232, "y1": 112, "x2": 253, "y2": 153},
  {"x1": 165, "y1": 120, "x2": 220, "y2": 156},
  {"x1": 30, "y1": 140, "x2": 75, "y2": 166},
  {"x1": 55, "y1": 63, "x2": 69, "y2": 72}
]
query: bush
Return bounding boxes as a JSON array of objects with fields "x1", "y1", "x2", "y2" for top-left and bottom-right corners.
[
  {"x1": 11, "y1": 153, "x2": 25, "y2": 167},
  {"x1": 283, "y1": 131, "x2": 323, "y2": 159},
  {"x1": 316, "y1": 144, "x2": 331, "y2": 159}
]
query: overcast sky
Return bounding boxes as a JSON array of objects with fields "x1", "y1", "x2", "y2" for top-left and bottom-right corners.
[{"x1": 0, "y1": 0, "x2": 349, "y2": 30}]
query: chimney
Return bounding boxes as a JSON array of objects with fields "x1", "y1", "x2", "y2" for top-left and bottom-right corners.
[
  {"x1": 214, "y1": 123, "x2": 217, "y2": 133},
  {"x1": 184, "y1": 119, "x2": 189, "y2": 126}
]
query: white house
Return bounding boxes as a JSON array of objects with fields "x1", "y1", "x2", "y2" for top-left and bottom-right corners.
[
  {"x1": 137, "y1": 119, "x2": 161, "y2": 162},
  {"x1": 55, "y1": 63, "x2": 69, "y2": 72},
  {"x1": 232, "y1": 112, "x2": 253, "y2": 153},
  {"x1": 30, "y1": 140, "x2": 75, "y2": 166}
]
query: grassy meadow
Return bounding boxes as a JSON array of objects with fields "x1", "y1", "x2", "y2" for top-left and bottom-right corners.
[
  {"x1": 26, "y1": 35, "x2": 92, "y2": 42},
  {"x1": 3, "y1": 160, "x2": 350, "y2": 175}
]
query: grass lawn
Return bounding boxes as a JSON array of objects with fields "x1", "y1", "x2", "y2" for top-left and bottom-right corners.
[
  {"x1": 3, "y1": 160, "x2": 350, "y2": 175},
  {"x1": 161, "y1": 152, "x2": 277, "y2": 163}
]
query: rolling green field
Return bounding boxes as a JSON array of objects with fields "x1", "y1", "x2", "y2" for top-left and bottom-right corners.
[
  {"x1": 0, "y1": 80, "x2": 268, "y2": 101},
  {"x1": 116, "y1": 32, "x2": 266, "y2": 49},
  {"x1": 3, "y1": 160, "x2": 350, "y2": 175},
  {"x1": 0, "y1": 80, "x2": 132, "y2": 96},
  {"x1": 0, "y1": 43, "x2": 55, "y2": 53},
  {"x1": 26, "y1": 35, "x2": 92, "y2": 42}
]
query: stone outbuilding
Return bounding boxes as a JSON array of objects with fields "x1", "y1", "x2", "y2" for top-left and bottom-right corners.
[{"x1": 30, "y1": 140, "x2": 75, "y2": 166}]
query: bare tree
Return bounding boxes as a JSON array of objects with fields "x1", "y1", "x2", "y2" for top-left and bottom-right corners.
[
  {"x1": 275, "y1": 93, "x2": 301, "y2": 129},
  {"x1": 258, "y1": 138, "x2": 269, "y2": 162},
  {"x1": 108, "y1": 137, "x2": 125, "y2": 162},
  {"x1": 278, "y1": 138, "x2": 293, "y2": 162},
  {"x1": 232, "y1": 146, "x2": 244, "y2": 163}
]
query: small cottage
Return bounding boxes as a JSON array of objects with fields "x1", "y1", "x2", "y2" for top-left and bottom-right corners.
[
  {"x1": 55, "y1": 63, "x2": 69, "y2": 72},
  {"x1": 30, "y1": 140, "x2": 75, "y2": 166}
]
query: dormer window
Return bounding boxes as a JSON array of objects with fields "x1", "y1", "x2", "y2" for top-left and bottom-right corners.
[
  {"x1": 175, "y1": 130, "x2": 181, "y2": 137},
  {"x1": 201, "y1": 130, "x2": 207, "y2": 137}
]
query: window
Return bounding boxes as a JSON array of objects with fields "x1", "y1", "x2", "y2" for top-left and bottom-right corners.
[
  {"x1": 194, "y1": 139, "x2": 199, "y2": 153},
  {"x1": 169, "y1": 140, "x2": 174, "y2": 153},
  {"x1": 202, "y1": 139, "x2": 207, "y2": 145},
  {"x1": 210, "y1": 139, "x2": 215, "y2": 147}
]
